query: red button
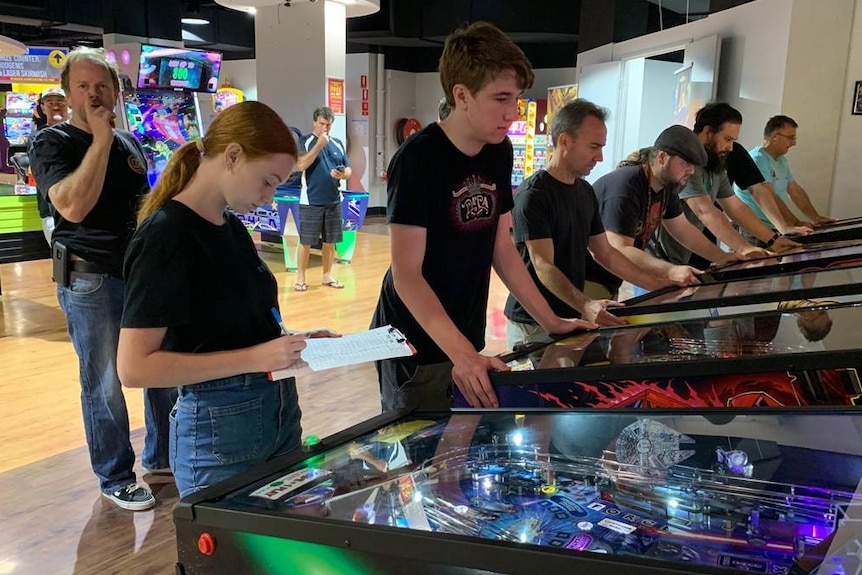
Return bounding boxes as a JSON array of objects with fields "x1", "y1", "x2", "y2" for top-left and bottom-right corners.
[{"x1": 197, "y1": 533, "x2": 216, "y2": 556}]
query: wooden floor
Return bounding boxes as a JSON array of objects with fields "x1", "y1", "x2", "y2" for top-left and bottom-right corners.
[{"x1": 0, "y1": 217, "x2": 513, "y2": 575}]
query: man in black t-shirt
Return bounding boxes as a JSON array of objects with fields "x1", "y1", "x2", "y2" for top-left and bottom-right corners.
[
  {"x1": 504, "y1": 100, "x2": 678, "y2": 347},
  {"x1": 30, "y1": 48, "x2": 174, "y2": 511},
  {"x1": 371, "y1": 22, "x2": 594, "y2": 411},
  {"x1": 28, "y1": 87, "x2": 69, "y2": 245},
  {"x1": 586, "y1": 125, "x2": 739, "y2": 297}
]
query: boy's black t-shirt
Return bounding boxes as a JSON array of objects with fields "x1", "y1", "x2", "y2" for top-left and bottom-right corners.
[
  {"x1": 30, "y1": 123, "x2": 148, "y2": 277},
  {"x1": 122, "y1": 201, "x2": 281, "y2": 354},
  {"x1": 371, "y1": 123, "x2": 514, "y2": 364},
  {"x1": 504, "y1": 170, "x2": 605, "y2": 324}
]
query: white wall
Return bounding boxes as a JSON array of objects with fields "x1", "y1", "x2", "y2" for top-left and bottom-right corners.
[
  {"x1": 255, "y1": 3, "x2": 328, "y2": 133},
  {"x1": 577, "y1": 0, "x2": 861, "y2": 218},
  {"x1": 526, "y1": 67, "x2": 577, "y2": 100},
  {"x1": 621, "y1": 59, "x2": 678, "y2": 163},
  {"x1": 832, "y1": 0, "x2": 862, "y2": 217},
  {"x1": 640, "y1": 60, "x2": 678, "y2": 148},
  {"x1": 217, "y1": 59, "x2": 257, "y2": 101},
  {"x1": 345, "y1": 53, "x2": 372, "y2": 195},
  {"x1": 578, "y1": 0, "x2": 791, "y2": 148},
  {"x1": 416, "y1": 72, "x2": 443, "y2": 127},
  {"x1": 780, "y1": 0, "x2": 854, "y2": 215}
]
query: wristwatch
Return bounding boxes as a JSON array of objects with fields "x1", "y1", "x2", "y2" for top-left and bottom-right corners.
[{"x1": 765, "y1": 232, "x2": 781, "y2": 248}]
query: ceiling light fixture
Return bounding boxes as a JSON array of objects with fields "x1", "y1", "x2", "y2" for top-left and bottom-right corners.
[
  {"x1": 181, "y1": 2, "x2": 211, "y2": 25},
  {"x1": 182, "y1": 16, "x2": 210, "y2": 25},
  {"x1": 0, "y1": 34, "x2": 26, "y2": 56}
]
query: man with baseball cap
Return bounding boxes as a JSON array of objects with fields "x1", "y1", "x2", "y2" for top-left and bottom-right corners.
[
  {"x1": 584, "y1": 124, "x2": 741, "y2": 299},
  {"x1": 28, "y1": 87, "x2": 69, "y2": 244}
]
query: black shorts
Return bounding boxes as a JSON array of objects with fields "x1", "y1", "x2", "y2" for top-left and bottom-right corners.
[{"x1": 299, "y1": 203, "x2": 343, "y2": 246}]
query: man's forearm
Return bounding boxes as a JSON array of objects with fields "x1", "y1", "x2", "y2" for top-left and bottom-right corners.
[
  {"x1": 750, "y1": 184, "x2": 792, "y2": 233},
  {"x1": 533, "y1": 261, "x2": 589, "y2": 316},
  {"x1": 788, "y1": 183, "x2": 823, "y2": 221},
  {"x1": 596, "y1": 247, "x2": 663, "y2": 291},
  {"x1": 696, "y1": 209, "x2": 750, "y2": 252},
  {"x1": 48, "y1": 139, "x2": 111, "y2": 223}
]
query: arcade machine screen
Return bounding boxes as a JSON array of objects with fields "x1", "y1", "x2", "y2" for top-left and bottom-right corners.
[
  {"x1": 4, "y1": 92, "x2": 35, "y2": 146},
  {"x1": 3, "y1": 116, "x2": 33, "y2": 146},
  {"x1": 705, "y1": 242, "x2": 862, "y2": 282},
  {"x1": 180, "y1": 409, "x2": 862, "y2": 575},
  {"x1": 124, "y1": 91, "x2": 201, "y2": 188},
  {"x1": 137, "y1": 45, "x2": 222, "y2": 93}
]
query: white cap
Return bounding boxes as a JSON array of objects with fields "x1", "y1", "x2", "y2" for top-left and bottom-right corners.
[{"x1": 41, "y1": 87, "x2": 65, "y2": 100}]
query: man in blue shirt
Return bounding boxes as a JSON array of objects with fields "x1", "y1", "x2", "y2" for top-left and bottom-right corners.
[
  {"x1": 294, "y1": 106, "x2": 351, "y2": 291},
  {"x1": 734, "y1": 115, "x2": 835, "y2": 229}
]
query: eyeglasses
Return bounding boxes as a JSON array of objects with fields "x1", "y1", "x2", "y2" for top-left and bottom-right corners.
[{"x1": 775, "y1": 133, "x2": 797, "y2": 142}]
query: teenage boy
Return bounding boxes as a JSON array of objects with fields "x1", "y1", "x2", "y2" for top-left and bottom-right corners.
[{"x1": 371, "y1": 21, "x2": 594, "y2": 411}]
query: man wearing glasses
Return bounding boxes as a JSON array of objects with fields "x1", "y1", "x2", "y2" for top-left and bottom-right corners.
[{"x1": 735, "y1": 115, "x2": 836, "y2": 228}]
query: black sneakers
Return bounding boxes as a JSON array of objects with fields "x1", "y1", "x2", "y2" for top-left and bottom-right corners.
[{"x1": 102, "y1": 483, "x2": 156, "y2": 511}]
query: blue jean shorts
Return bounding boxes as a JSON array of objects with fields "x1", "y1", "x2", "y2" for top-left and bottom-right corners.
[{"x1": 170, "y1": 373, "x2": 302, "y2": 498}]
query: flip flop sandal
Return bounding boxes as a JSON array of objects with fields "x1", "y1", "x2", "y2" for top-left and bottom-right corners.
[
  {"x1": 321, "y1": 280, "x2": 344, "y2": 289},
  {"x1": 294, "y1": 282, "x2": 308, "y2": 292}
]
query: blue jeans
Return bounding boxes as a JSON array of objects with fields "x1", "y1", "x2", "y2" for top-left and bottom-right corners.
[
  {"x1": 58, "y1": 272, "x2": 174, "y2": 493},
  {"x1": 170, "y1": 373, "x2": 303, "y2": 498}
]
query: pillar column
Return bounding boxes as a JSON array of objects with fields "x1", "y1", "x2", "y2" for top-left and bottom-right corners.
[{"x1": 255, "y1": 1, "x2": 347, "y2": 146}]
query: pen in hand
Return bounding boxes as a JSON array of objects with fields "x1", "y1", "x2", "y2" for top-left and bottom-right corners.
[{"x1": 271, "y1": 307, "x2": 289, "y2": 336}]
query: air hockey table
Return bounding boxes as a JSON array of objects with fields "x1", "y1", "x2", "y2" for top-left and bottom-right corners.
[
  {"x1": 454, "y1": 302, "x2": 862, "y2": 409},
  {"x1": 175, "y1": 408, "x2": 862, "y2": 575}
]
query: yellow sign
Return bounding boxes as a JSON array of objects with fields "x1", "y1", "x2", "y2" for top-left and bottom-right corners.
[{"x1": 48, "y1": 50, "x2": 66, "y2": 69}]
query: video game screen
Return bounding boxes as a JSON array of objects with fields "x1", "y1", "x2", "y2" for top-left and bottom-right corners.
[
  {"x1": 215, "y1": 410, "x2": 862, "y2": 574},
  {"x1": 620, "y1": 266, "x2": 862, "y2": 314},
  {"x1": 137, "y1": 45, "x2": 222, "y2": 92},
  {"x1": 3, "y1": 117, "x2": 33, "y2": 146},
  {"x1": 124, "y1": 91, "x2": 201, "y2": 187},
  {"x1": 4, "y1": 92, "x2": 36, "y2": 117}
]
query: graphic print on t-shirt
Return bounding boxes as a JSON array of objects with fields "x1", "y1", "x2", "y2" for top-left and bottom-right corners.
[
  {"x1": 635, "y1": 192, "x2": 665, "y2": 250},
  {"x1": 450, "y1": 174, "x2": 498, "y2": 231}
]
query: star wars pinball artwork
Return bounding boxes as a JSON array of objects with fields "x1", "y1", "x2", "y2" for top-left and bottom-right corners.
[{"x1": 175, "y1": 410, "x2": 862, "y2": 575}]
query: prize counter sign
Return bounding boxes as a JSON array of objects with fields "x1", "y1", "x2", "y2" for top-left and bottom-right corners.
[{"x1": 0, "y1": 47, "x2": 67, "y2": 83}]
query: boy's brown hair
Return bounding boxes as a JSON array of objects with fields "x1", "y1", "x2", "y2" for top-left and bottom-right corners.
[{"x1": 439, "y1": 21, "x2": 534, "y2": 107}]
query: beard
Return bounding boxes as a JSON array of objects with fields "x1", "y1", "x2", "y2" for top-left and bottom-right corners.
[{"x1": 704, "y1": 144, "x2": 727, "y2": 174}]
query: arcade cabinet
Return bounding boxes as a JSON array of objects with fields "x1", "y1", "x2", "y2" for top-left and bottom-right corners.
[{"x1": 107, "y1": 44, "x2": 222, "y2": 187}]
